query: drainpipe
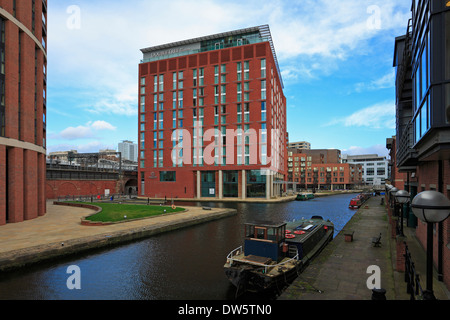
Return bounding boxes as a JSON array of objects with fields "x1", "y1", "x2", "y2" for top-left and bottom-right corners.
[{"x1": 438, "y1": 160, "x2": 443, "y2": 282}]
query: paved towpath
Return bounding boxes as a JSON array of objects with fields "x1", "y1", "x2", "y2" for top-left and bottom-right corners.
[{"x1": 279, "y1": 196, "x2": 449, "y2": 300}]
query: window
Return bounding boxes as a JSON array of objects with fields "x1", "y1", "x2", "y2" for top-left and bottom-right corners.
[
  {"x1": 261, "y1": 59, "x2": 266, "y2": 78},
  {"x1": 446, "y1": 11, "x2": 450, "y2": 80},
  {"x1": 160, "y1": 171, "x2": 176, "y2": 182}
]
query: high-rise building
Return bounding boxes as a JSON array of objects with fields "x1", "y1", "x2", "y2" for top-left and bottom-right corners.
[
  {"x1": 0, "y1": 1, "x2": 48, "y2": 225},
  {"x1": 138, "y1": 25, "x2": 287, "y2": 199},
  {"x1": 118, "y1": 140, "x2": 138, "y2": 162}
]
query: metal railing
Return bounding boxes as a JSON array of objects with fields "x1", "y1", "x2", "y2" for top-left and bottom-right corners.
[
  {"x1": 404, "y1": 243, "x2": 425, "y2": 300},
  {"x1": 226, "y1": 246, "x2": 299, "y2": 274},
  {"x1": 396, "y1": 120, "x2": 416, "y2": 167}
]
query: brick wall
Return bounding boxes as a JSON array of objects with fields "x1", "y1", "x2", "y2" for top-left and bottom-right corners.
[{"x1": 45, "y1": 180, "x2": 121, "y2": 200}]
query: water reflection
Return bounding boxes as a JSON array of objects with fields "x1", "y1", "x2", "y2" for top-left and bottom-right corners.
[{"x1": 0, "y1": 193, "x2": 358, "y2": 300}]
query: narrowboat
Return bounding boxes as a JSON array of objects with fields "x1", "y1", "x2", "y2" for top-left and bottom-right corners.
[
  {"x1": 295, "y1": 193, "x2": 315, "y2": 201},
  {"x1": 224, "y1": 216, "x2": 334, "y2": 295},
  {"x1": 349, "y1": 192, "x2": 371, "y2": 209}
]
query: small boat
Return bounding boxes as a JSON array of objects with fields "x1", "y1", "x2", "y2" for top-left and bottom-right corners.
[
  {"x1": 224, "y1": 216, "x2": 334, "y2": 295},
  {"x1": 295, "y1": 193, "x2": 315, "y2": 201},
  {"x1": 349, "y1": 192, "x2": 371, "y2": 209}
]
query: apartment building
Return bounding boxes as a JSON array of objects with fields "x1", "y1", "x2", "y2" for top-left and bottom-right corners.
[
  {"x1": 0, "y1": 0, "x2": 47, "y2": 225},
  {"x1": 287, "y1": 149, "x2": 362, "y2": 190},
  {"x1": 392, "y1": 0, "x2": 450, "y2": 290}
]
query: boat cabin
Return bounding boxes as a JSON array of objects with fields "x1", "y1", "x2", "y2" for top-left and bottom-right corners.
[{"x1": 244, "y1": 221, "x2": 286, "y2": 262}]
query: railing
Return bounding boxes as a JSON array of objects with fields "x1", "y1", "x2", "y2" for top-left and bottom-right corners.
[
  {"x1": 404, "y1": 243, "x2": 425, "y2": 300},
  {"x1": 57, "y1": 193, "x2": 137, "y2": 202},
  {"x1": 226, "y1": 246, "x2": 300, "y2": 274},
  {"x1": 396, "y1": 120, "x2": 416, "y2": 167},
  {"x1": 395, "y1": 18, "x2": 412, "y2": 101}
]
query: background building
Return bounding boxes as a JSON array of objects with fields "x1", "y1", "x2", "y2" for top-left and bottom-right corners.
[
  {"x1": 138, "y1": 25, "x2": 287, "y2": 200},
  {"x1": 392, "y1": 0, "x2": 450, "y2": 290},
  {"x1": 287, "y1": 141, "x2": 311, "y2": 150},
  {"x1": 287, "y1": 148, "x2": 362, "y2": 191},
  {"x1": 0, "y1": 1, "x2": 47, "y2": 225},
  {"x1": 118, "y1": 140, "x2": 138, "y2": 162},
  {"x1": 342, "y1": 154, "x2": 389, "y2": 186}
]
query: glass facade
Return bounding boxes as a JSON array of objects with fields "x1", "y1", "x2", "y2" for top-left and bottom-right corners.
[
  {"x1": 0, "y1": 18, "x2": 4, "y2": 137},
  {"x1": 246, "y1": 170, "x2": 266, "y2": 198},
  {"x1": 223, "y1": 171, "x2": 238, "y2": 197}
]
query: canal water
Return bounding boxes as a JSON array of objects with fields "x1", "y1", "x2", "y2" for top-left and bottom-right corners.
[{"x1": 0, "y1": 193, "x2": 359, "y2": 300}]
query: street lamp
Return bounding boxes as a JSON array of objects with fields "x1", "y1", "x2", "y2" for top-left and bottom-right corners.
[
  {"x1": 389, "y1": 187, "x2": 398, "y2": 213},
  {"x1": 395, "y1": 190, "x2": 410, "y2": 236},
  {"x1": 411, "y1": 191, "x2": 450, "y2": 300}
]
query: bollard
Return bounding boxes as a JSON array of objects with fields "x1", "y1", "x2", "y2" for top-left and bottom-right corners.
[{"x1": 371, "y1": 288, "x2": 387, "y2": 300}]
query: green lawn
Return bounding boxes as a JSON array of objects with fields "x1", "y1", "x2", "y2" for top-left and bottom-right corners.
[{"x1": 76, "y1": 202, "x2": 185, "y2": 223}]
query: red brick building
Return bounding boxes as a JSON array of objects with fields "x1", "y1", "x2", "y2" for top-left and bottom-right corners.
[
  {"x1": 0, "y1": 1, "x2": 47, "y2": 225},
  {"x1": 138, "y1": 26, "x2": 287, "y2": 200},
  {"x1": 287, "y1": 149, "x2": 363, "y2": 191}
]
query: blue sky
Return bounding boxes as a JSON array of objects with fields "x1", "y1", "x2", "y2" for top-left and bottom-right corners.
[{"x1": 46, "y1": 0, "x2": 412, "y2": 157}]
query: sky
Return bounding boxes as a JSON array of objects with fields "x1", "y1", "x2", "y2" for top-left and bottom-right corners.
[{"x1": 46, "y1": 0, "x2": 412, "y2": 158}]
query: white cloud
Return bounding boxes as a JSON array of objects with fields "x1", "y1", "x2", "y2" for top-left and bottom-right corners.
[
  {"x1": 90, "y1": 120, "x2": 117, "y2": 131},
  {"x1": 355, "y1": 70, "x2": 395, "y2": 92},
  {"x1": 325, "y1": 101, "x2": 395, "y2": 129},
  {"x1": 342, "y1": 145, "x2": 389, "y2": 158},
  {"x1": 51, "y1": 121, "x2": 117, "y2": 140}
]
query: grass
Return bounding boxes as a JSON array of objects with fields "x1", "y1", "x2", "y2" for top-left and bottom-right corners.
[{"x1": 73, "y1": 202, "x2": 185, "y2": 223}]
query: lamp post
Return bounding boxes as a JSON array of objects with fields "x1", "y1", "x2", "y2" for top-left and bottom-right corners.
[
  {"x1": 395, "y1": 190, "x2": 410, "y2": 236},
  {"x1": 390, "y1": 187, "x2": 398, "y2": 216},
  {"x1": 411, "y1": 191, "x2": 450, "y2": 300}
]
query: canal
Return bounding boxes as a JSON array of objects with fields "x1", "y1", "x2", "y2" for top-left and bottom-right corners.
[{"x1": 0, "y1": 193, "x2": 359, "y2": 300}]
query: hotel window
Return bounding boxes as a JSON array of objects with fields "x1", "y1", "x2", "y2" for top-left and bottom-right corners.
[
  {"x1": 244, "y1": 61, "x2": 250, "y2": 80},
  {"x1": 237, "y1": 62, "x2": 242, "y2": 81},
  {"x1": 199, "y1": 68, "x2": 204, "y2": 86},
  {"x1": 237, "y1": 104, "x2": 242, "y2": 122},
  {"x1": 261, "y1": 123, "x2": 267, "y2": 143},
  {"x1": 140, "y1": 96, "x2": 145, "y2": 113},
  {"x1": 237, "y1": 83, "x2": 242, "y2": 102},
  {"x1": 160, "y1": 171, "x2": 176, "y2": 182},
  {"x1": 214, "y1": 66, "x2": 219, "y2": 84},
  {"x1": 261, "y1": 80, "x2": 266, "y2": 100},
  {"x1": 153, "y1": 75, "x2": 158, "y2": 92},
  {"x1": 140, "y1": 77, "x2": 146, "y2": 86},
  {"x1": 173, "y1": 72, "x2": 177, "y2": 90},
  {"x1": 158, "y1": 150, "x2": 163, "y2": 167},
  {"x1": 261, "y1": 102, "x2": 266, "y2": 121},
  {"x1": 178, "y1": 91, "x2": 183, "y2": 108},
  {"x1": 221, "y1": 85, "x2": 226, "y2": 103},
  {"x1": 193, "y1": 69, "x2": 197, "y2": 86},
  {"x1": 159, "y1": 75, "x2": 164, "y2": 91},
  {"x1": 172, "y1": 92, "x2": 177, "y2": 108},
  {"x1": 244, "y1": 103, "x2": 250, "y2": 122},
  {"x1": 173, "y1": 111, "x2": 177, "y2": 128},
  {"x1": 261, "y1": 59, "x2": 266, "y2": 78},
  {"x1": 153, "y1": 94, "x2": 157, "y2": 111},
  {"x1": 159, "y1": 112, "x2": 163, "y2": 129},
  {"x1": 214, "y1": 86, "x2": 219, "y2": 104}
]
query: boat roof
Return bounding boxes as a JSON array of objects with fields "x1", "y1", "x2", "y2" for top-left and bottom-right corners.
[{"x1": 244, "y1": 221, "x2": 286, "y2": 228}]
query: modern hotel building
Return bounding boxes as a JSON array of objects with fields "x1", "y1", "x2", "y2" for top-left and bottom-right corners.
[
  {"x1": 0, "y1": 1, "x2": 47, "y2": 225},
  {"x1": 138, "y1": 25, "x2": 287, "y2": 200}
]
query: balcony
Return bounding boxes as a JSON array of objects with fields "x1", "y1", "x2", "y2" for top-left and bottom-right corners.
[{"x1": 396, "y1": 121, "x2": 419, "y2": 170}]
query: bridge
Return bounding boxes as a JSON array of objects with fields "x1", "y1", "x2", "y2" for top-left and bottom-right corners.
[{"x1": 45, "y1": 152, "x2": 138, "y2": 200}]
